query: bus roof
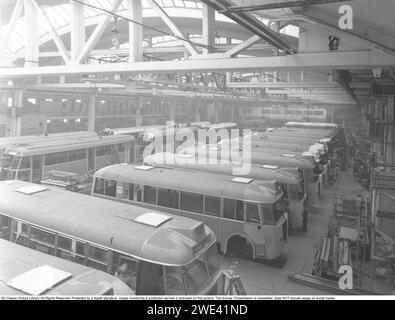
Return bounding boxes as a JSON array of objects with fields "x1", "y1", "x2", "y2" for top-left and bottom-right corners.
[
  {"x1": 109, "y1": 125, "x2": 167, "y2": 136},
  {"x1": 0, "y1": 239, "x2": 134, "y2": 296},
  {"x1": 0, "y1": 180, "x2": 214, "y2": 266},
  {"x1": 285, "y1": 122, "x2": 339, "y2": 129},
  {"x1": 209, "y1": 122, "x2": 238, "y2": 130},
  {"x1": 144, "y1": 153, "x2": 300, "y2": 185},
  {"x1": 3, "y1": 134, "x2": 134, "y2": 156},
  {"x1": 94, "y1": 163, "x2": 283, "y2": 203},
  {"x1": 0, "y1": 132, "x2": 97, "y2": 150},
  {"x1": 179, "y1": 144, "x2": 315, "y2": 170}
]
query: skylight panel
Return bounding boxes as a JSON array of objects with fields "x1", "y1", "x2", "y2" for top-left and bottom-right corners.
[
  {"x1": 135, "y1": 212, "x2": 172, "y2": 227},
  {"x1": 173, "y1": 0, "x2": 185, "y2": 7},
  {"x1": 162, "y1": 0, "x2": 174, "y2": 6},
  {"x1": 7, "y1": 265, "x2": 72, "y2": 295}
]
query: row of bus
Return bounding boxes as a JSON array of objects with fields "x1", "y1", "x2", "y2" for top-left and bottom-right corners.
[
  {"x1": 0, "y1": 122, "x2": 236, "y2": 296},
  {"x1": 0, "y1": 121, "x2": 345, "y2": 296}
]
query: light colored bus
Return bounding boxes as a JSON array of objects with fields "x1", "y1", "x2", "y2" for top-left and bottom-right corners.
[
  {"x1": 144, "y1": 152, "x2": 306, "y2": 231},
  {"x1": 0, "y1": 131, "x2": 97, "y2": 157},
  {"x1": 0, "y1": 134, "x2": 135, "y2": 183},
  {"x1": 0, "y1": 180, "x2": 222, "y2": 295},
  {"x1": 92, "y1": 164, "x2": 289, "y2": 261},
  {"x1": 285, "y1": 122, "x2": 340, "y2": 129},
  {"x1": 105, "y1": 125, "x2": 199, "y2": 162},
  {"x1": 0, "y1": 239, "x2": 134, "y2": 296},
  {"x1": 178, "y1": 144, "x2": 319, "y2": 205}
]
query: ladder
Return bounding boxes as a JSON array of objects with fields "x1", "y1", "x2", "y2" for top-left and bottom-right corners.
[{"x1": 222, "y1": 269, "x2": 247, "y2": 295}]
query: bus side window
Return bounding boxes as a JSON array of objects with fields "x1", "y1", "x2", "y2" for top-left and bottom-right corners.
[
  {"x1": 204, "y1": 196, "x2": 220, "y2": 217},
  {"x1": 143, "y1": 186, "x2": 157, "y2": 204},
  {"x1": 236, "y1": 200, "x2": 244, "y2": 221},
  {"x1": 180, "y1": 192, "x2": 203, "y2": 214},
  {"x1": 0, "y1": 215, "x2": 11, "y2": 240},
  {"x1": 223, "y1": 199, "x2": 236, "y2": 220},
  {"x1": 246, "y1": 202, "x2": 261, "y2": 224},
  {"x1": 158, "y1": 188, "x2": 179, "y2": 209},
  {"x1": 114, "y1": 256, "x2": 138, "y2": 291},
  {"x1": 128, "y1": 183, "x2": 134, "y2": 200},
  {"x1": 94, "y1": 178, "x2": 105, "y2": 195},
  {"x1": 223, "y1": 199, "x2": 244, "y2": 221},
  {"x1": 105, "y1": 180, "x2": 116, "y2": 197}
]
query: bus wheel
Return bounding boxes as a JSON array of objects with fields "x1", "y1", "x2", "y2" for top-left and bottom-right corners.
[{"x1": 227, "y1": 236, "x2": 253, "y2": 260}]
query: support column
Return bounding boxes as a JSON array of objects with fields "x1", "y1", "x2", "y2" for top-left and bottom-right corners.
[
  {"x1": 24, "y1": 0, "x2": 39, "y2": 68},
  {"x1": 385, "y1": 97, "x2": 394, "y2": 171},
  {"x1": 169, "y1": 104, "x2": 176, "y2": 122},
  {"x1": 194, "y1": 100, "x2": 200, "y2": 121},
  {"x1": 87, "y1": 94, "x2": 96, "y2": 132},
  {"x1": 136, "y1": 96, "x2": 143, "y2": 127},
  {"x1": 128, "y1": 0, "x2": 143, "y2": 62},
  {"x1": 71, "y1": 0, "x2": 85, "y2": 62},
  {"x1": 7, "y1": 89, "x2": 24, "y2": 136},
  {"x1": 202, "y1": 4, "x2": 215, "y2": 55}
]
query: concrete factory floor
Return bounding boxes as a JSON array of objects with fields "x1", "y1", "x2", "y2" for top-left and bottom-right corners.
[{"x1": 220, "y1": 169, "x2": 369, "y2": 295}]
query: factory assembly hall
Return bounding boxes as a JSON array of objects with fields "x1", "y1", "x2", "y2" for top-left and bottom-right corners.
[{"x1": 1, "y1": 0, "x2": 395, "y2": 300}]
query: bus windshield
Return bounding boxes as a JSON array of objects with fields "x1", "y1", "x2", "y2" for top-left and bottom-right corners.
[
  {"x1": 160, "y1": 244, "x2": 220, "y2": 295},
  {"x1": 0, "y1": 155, "x2": 14, "y2": 168}
]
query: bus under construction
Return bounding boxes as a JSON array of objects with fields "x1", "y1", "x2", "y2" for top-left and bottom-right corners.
[
  {"x1": 144, "y1": 152, "x2": 307, "y2": 231},
  {"x1": 0, "y1": 180, "x2": 222, "y2": 295},
  {"x1": 92, "y1": 163, "x2": 289, "y2": 261},
  {"x1": 0, "y1": 134, "x2": 135, "y2": 183},
  {"x1": 178, "y1": 144, "x2": 319, "y2": 205},
  {"x1": 0, "y1": 239, "x2": 134, "y2": 296}
]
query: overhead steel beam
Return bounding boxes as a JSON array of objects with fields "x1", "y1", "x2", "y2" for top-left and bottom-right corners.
[
  {"x1": 33, "y1": 0, "x2": 71, "y2": 64},
  {"x1": 71, "y1": 0, "x2": 85, "y2": 61},
  {"x1": 199, "y1": 0, "x2": 293, "y2": 54},
  {"x1": 24, "y1": 0, "x2": 39, "y2": 68},
  {"x1": 271, "y1": 14, "x2": 395, "y2": 57},
  {"x1": 75, "y1": 0, "x2": 124, "y2": 64},
  {"x1": 145, "y1": 0, "x2": 199, "y2": 56},
  {"x1": 0, "y1": 0, "x2": 23, "y2": 57},
  {"x1": 225, "y1": 35, "x2": 261, "y2": 57},
  {"x1": 1, "y1": 51, "x2": 395, "y2": 78},
  {"x1": 227, "y1": 81, "x2": 341, "y2": 88},
  {"x1": 223, "y1": 0, "x2": 355, "y2": 13}
]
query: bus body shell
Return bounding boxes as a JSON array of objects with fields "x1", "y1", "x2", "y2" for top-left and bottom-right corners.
[
  {"x1": 0, "y1": 180, "x2": 222, "y2": 295},
  {"x1": 92, "y1": 163, "x2": 288, "y2": 260},
  {"x1": 0, "y1": 239, "x2": 134, "y2": 296}
]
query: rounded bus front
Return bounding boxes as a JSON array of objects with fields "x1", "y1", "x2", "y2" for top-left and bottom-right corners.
[
  {"x1": 92, "y1": 164, "x2": 289, "y2": 262},
  {"x1": 0, "y1": 180, "x2": 223, "y2": 295}
]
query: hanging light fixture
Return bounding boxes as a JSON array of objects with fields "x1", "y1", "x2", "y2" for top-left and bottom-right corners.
[{"x1": 111, "y1": 16, "x2": 120, "y2": 48}]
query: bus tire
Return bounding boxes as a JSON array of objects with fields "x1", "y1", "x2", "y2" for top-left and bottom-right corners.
[{"x1": 226, "y1": 235, "x2": 254, "y2": 260}]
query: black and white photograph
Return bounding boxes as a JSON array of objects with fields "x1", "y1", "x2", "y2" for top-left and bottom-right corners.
[{"x1": 0, "y1": 0, "x2": 394, "y2": 307}]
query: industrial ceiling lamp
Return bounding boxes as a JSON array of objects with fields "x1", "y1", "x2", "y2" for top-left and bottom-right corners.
[{"x1": 111, "y1": 17, "x2": 120, "y2": 48}]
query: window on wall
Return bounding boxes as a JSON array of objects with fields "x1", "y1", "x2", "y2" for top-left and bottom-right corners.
[
  {"x1": 96, "y1": 145, "x2": 113, "y2": 156},
  {"x1": 67, "y1": 149, "x2": 86, "y2": 162},
  {"x1": 143, "y1": 186, "x2": 157, "y2": 204},
  {"x1": 204, "y1": 196, "x2": 221, "y2": 217},
  {"x1": 180, "y1": 192, "x2": 203, "y2": 214},
  {"x1": 157, "y1": 188, "x2": 179, "y2": 209},
  {"x1": 117, "y1": 144, "x2": 126, "y2": 153}
]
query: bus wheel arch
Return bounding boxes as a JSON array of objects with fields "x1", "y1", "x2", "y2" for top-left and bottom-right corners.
[{"x1": 225, "y1": 234, "x2": 255, "y2": 260}]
